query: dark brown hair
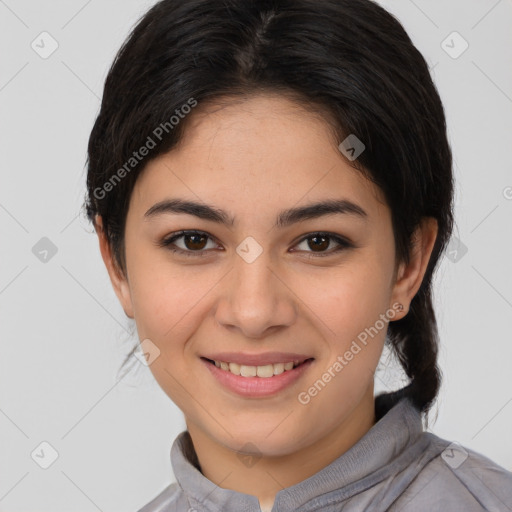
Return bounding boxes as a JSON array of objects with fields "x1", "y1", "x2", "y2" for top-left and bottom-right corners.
[{"x1": 84, "y1": 0, "x2": 455, "y2": 414}]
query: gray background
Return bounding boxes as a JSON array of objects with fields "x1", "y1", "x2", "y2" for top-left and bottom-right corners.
[{"x1": 1, "y1": 0, "x2": 511, "y2": 510}]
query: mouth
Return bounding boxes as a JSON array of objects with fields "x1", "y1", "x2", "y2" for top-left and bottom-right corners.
[
  {"x1": 200, "y1": 356, "x2": 315, "y2": 398},
  {"x1": 201, "y1": 357, "x2": 314, "y2": 378}
]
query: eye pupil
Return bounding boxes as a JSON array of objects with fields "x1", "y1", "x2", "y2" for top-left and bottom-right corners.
[
  {"x1": 308, "y1": 235, "x2": 329, "y2": 252},
  {"x1": 185, "y1": 233, "x2": 208, "y2": 250}
]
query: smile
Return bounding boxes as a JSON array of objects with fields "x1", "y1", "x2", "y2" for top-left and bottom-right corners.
[
  {"x1": 201, "y1": 357, "x2": 315, "y2": 397},
  {"x1": 207, "y1": 359, "x2": 309, "y2": 378}
]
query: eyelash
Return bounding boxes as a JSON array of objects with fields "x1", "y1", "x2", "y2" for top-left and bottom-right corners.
[{"x1": 158, "y1": 230, "x2": 353, "y2": 258}]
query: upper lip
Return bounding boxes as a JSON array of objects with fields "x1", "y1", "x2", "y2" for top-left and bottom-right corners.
[{"x1": 202, "y1": 352, "x2": 314, "y2": 366}]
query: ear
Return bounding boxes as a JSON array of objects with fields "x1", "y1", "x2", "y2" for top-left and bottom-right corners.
[
  {"x1": 94, "y1": 215, "x2": 134, "y2": 319},
  {"x1": 390, "y1": 217, "x2": 438, "y2": 320}
]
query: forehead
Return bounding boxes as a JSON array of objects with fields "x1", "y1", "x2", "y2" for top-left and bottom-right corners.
[{"x1": 129, "y1": 94, "x2": 388, "y2": 222}]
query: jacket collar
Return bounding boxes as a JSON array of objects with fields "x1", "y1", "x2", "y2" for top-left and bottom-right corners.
[{"x1": 170, "y1": 395, "x2": 425, "y2": 511}]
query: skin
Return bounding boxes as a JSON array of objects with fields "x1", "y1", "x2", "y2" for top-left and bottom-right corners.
[{"x1": 95, "y1": 94, "x2": 438, "y2": 510}]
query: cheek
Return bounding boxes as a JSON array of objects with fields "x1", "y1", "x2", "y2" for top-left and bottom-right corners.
[
  {"x1": 129, "y1": 266, "x2": 206, "y2": 340},
  {"x1": 126, "y1": 244, "x2": 227, "y2": 360},
  {"x1": 125, "y1": 255, "x2": 216, "y2": 406},
  {"x1": 295, "y1": 258, "x2": 393, "y2": 343}
]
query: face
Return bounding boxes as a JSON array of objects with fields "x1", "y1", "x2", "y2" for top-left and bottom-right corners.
[{"x1": 99, "y1": 94, "x2": 428, "y2": 457}]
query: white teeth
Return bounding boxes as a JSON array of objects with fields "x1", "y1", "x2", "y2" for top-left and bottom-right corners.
[
  {"x1": 212, "y1": 359, "x2": 305, "y2": 378},
  {"x1": 228, "y1": 362, "x2": 241, "y2": 375},
  {"x1": 273, "y1": 363, "x2": 285, "y2": 375},
  {"x1": 256, "y1": 364, "x2": 274, "y2": 378},
  {"x1": 240, "y1": 365, "x2": 257, "y2": 377}
]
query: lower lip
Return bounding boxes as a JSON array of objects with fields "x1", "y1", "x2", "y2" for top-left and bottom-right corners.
[{"x1": 201, "y1": 358, "x2": 314, "y2": 398}]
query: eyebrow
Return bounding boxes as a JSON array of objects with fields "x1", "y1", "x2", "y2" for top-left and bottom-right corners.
[{"x1": 144, "y1": 198, "x2": 368, "y2": 228}]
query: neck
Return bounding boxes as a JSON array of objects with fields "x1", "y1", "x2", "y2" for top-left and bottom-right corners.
[{"x1": 186, "y1": 387, "x2": 376, "y2": 509}]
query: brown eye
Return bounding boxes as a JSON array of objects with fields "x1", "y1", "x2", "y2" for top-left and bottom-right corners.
[
  {"x1": 159, "y1": 230, "x2": 218, "y2": 257},
  {"x1": 182, "y1": 233, "x2": 209, "y2": 250},
  {"x1": 293, "y1": 232, "x2": 353, "y2": 257},
  {"x1": 306, "y1": 234, "x2": 330, "y2": 252}
]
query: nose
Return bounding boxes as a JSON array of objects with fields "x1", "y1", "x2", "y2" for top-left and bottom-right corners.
[{"x1": 214, "y1": 250, "x2": 297, "y2": 339}]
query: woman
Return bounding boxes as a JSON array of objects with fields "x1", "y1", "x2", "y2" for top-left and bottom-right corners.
[{"x1": 85, "y1": 0, "x2": 512, "y2": 510}]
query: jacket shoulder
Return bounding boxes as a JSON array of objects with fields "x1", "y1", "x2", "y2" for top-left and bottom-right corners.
[{"x1": 393, "y1": 435, "x2": 512, "y2": 511}]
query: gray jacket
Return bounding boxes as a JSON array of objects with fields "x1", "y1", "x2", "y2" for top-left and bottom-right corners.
[{"x1": 137, "y1": 396, "x2": 512, "y2": 511}]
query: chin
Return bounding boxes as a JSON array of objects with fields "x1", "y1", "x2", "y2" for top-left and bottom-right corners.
[{"x1": 221, "y1": 424, "x2": 309, "y2": 457}]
